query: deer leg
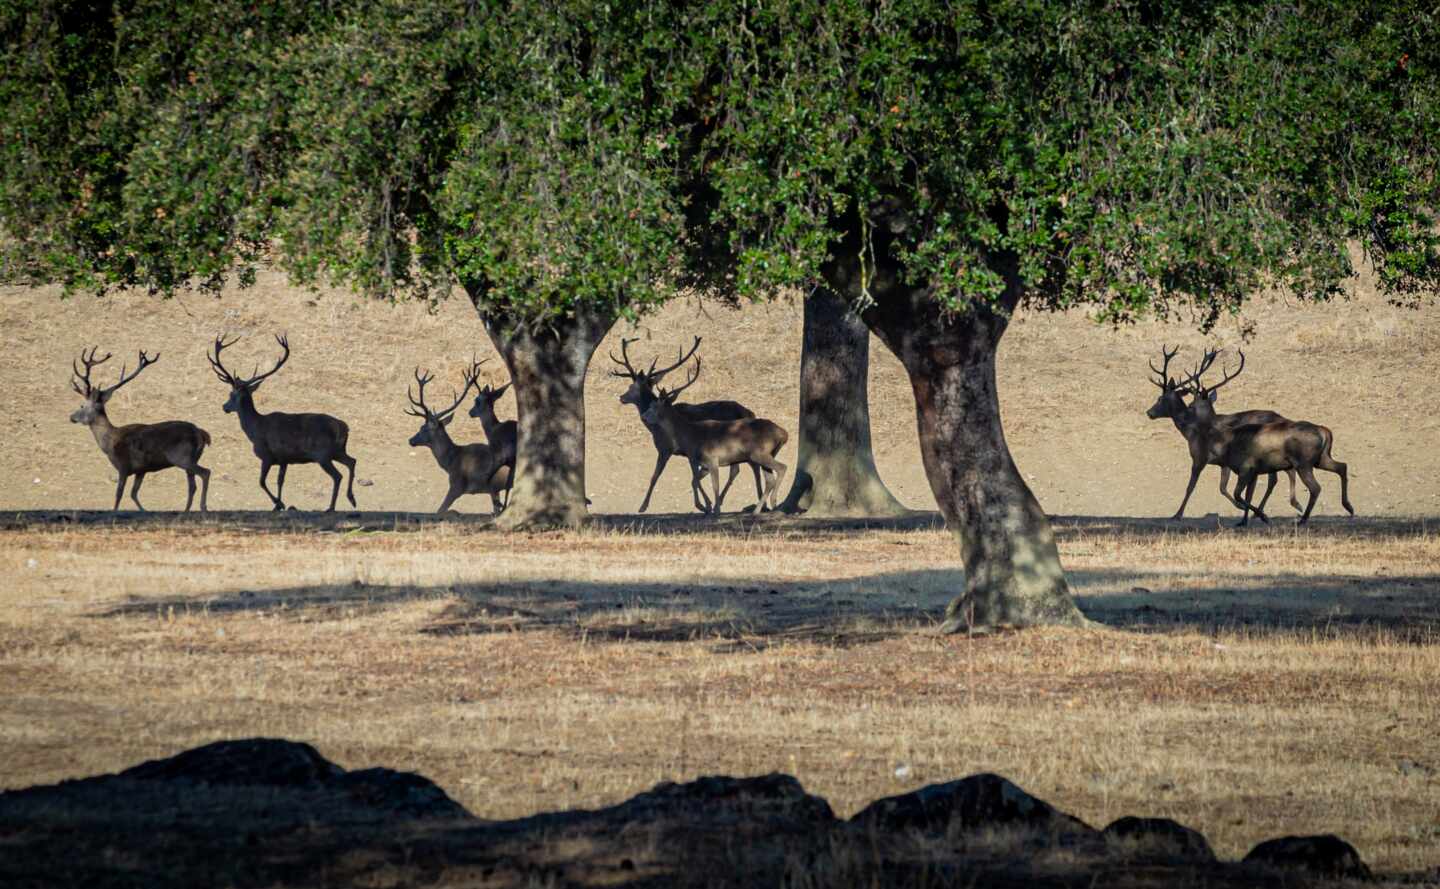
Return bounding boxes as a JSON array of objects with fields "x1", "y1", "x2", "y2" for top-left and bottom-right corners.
[
  {"x1": 113, "y1": 472, "x2": 127, "y2": 511},
  {"x1": 437, "y1": 479, "x2": 464, "y2": 514},
  {"x1": 708, "y1": 462, "x2": 725, "y2": 515},
  {"x1": 1295, "y1": 465, "x2": 1322, "y2": 525},
  {"x1": 1255, "y1": 472, "x2": 1280, "y2": 514},
  {"x1": 129, "y1": 472, "x2": 147, "y2": 511},
  {"x1": 1218, "y1": 466, "x2": 1242, "y2": 508},
  {"x1": 1173, "y1": 461, "x2": 1204, "y2": 519},
  {"x1": 338, "y1": 454, "x2": 358, "y2": 507},
  {"x1": 258, "y1": 461, "x2": 280, "y2": 510},
  {"x1": 1234, "y1": 472, "x2": 1257, "y2": 527},
  {"x1": 639, "y1": 451, "x2": 671, "y2": 514},
  {"x1": 184, "y1": 469, "x2": 197, "y2": 512},
  {"x1": 319, "y1": 460, "x2": 343, "y2": 512},
  {"x1": 1315, "y1": 452, "x2": 1354, "y2": 516},
  {"x1": 713, "y1": 462, "x2": 741, "y2": 506},
  {"x1": 1285, "y1": 469, "x2": 1302, "y2": 512},
  {"x1": 195, "y1": 465, "x2": 210, "y2": 512},
  {"x1": 1245, "y1": 474, "x2": 1271, "y2": 525},
  {"x1": 750, "y1": 453, "x2": 787, "y2": 511},
  {"x1": 275, "y1": 464, "x2": 290, "y2": 510}
]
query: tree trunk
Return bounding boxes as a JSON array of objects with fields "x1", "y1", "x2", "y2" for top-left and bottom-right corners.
[
  {"x1": 470, "y1": 294, "x2": 614, "y2": 529},
  {"x1": 830, "y1": 245, "x2": 1087, "y2": 632},
  {"x1": 778, "y1": 287, "x2": 908, "y2": 517}
]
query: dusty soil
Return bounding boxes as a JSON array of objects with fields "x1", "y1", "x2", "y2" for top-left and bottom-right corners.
[{"x1": 2, "y1": 257, "x2": 1436, "y2": 518}]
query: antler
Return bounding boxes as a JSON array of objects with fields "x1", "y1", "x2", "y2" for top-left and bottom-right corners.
[
  {"x1": 71, "y1": 346, "x2": 113, "y2": 396},
  {"x1": 661, "y1": 355, "x2": 701, "y2": 402},
  {"x1": 208, "y1": 334, "x2": 240, "y2": 385},
  {"x1": 1182, "y1": 348, "x2": 1245, "y2": 395},
  {"x1": 1181, "y1": 348, "x2": 1222, "y2": 394},
  {"x1": 405, "y1": 367, "x2": 436, "y2": 418},
  {"x1": 609, "y1": 337, "x2": 641, "y2": 379},
  {"x1": 101, "y1": 350, "x2": 159, "y2": 397},
  {"x1": 208, "y1": 333, "x2": 288, "y2": 388},
  {"x1": 1148, "y1": 344, "x2": 1180, "y2": 390},
  {"x1": 246, "y1": 333, "x2": 291, "y2": 388},
  {"x1": 73, "y1": 347, "x2": 157, "y2": 398},
  {"x1": 1204, "y1": 349, "x2": 1246, "y2": 393},
  {"x1": 650, "y1": 336, "x2": 701, "y2": 381},
  {"x1": 409, "y1": 362, "x2": 481, "y2": 420}
]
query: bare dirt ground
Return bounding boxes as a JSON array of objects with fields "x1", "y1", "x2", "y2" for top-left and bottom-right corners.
[
  {"x1": 1, "y1": 268, "x2": 1438, "y2": 883},
  {"x1": 1, "y1": 257, "x2": 1436, "y2": 517},
  {"x1": 1, "y1": 513, "x2": 1438, "y2": 881}
]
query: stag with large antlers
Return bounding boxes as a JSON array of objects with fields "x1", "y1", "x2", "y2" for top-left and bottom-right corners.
[
  {"x1": 610, "y1": 336, "x2": 761, "y2": 512},
  {"x1": 1145, "y1": 345, "x2": 1300, "y2": 518},
  {"x1": 641, "y1": 359, "x2": 789, "y2": 514},
  {"x1": 70, "y1": 347, "x2": 212, "y2": 511},
  {"x1": 409, "y1": 363, "x2": 512, "y2": 514},
  {"x1": 466, "y1": 360, "x2": 517, "y2": 488},
  {"x1": 1160, "y1": 349, "x2": 1354, "y2": 526},
  {"x1": 209, "y1": 334, "x2": 358, "y2": 512}
]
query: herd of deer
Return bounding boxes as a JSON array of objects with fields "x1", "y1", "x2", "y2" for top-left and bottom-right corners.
[
  {"x1": 67, "y1": 334, "x2": 789, "y2": 516},
  {"x1": 66, "y1": 332, "x2": 1354, "y2": 525},
  {"x1": 1146, "y1": 346, "x2": 1354, "y2": 526}
]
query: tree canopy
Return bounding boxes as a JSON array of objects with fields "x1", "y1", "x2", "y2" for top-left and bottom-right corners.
[
  {"x1": 694, "y1": 1, "x2": 1439, "y2": 325},
  {"x1": 5, "y1": 1, "x2": 1436, "y2": 322}
]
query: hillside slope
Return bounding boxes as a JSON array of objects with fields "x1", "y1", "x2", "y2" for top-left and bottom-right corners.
[{"x1": 2, "y1": 266, "x2": 1435, "y2": 517}]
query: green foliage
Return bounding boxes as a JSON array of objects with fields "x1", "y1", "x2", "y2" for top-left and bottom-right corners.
[
  {"x1": 2, "y1": 1, "x2": 1436, "y2": 331},
  {"x1": 695, "y1": 1, "x2": 1440, "y2": 326}
]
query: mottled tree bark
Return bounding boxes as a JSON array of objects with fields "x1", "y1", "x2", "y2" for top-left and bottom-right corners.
[
  {"x1": 470, "y1": 293, "x2": 614, "y2": 529},
  {"x1": 778, "y1": 287, "x2": 907, "y2": 517},
  {"x1": 829, "y1": 241, "x2": 1086, "y2": 632}
]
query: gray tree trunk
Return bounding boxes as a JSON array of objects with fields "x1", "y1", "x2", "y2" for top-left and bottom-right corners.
[
  {"x1": 779, "y1": 287, "x2": 907, "y2": 517},
  {"x1": 831, "y1": 242, "x2": 1087, "y2": 632},
  {"x1": 470, "y1": 293, "x2": 614, "y2": 529}
]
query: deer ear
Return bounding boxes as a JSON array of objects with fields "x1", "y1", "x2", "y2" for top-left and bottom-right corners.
[
  {"x1": 1206, "y1": 390, "x2": 1218, "y2": 403},
  {"x1": 1167, "y1": 376, "x2": 1177, "y2": 389},
  {"x1": 441, "y1": 414, "x2": 453, "y2": 426}
]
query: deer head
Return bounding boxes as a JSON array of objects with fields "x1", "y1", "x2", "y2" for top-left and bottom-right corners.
[
  {"x1": 1180, "y1": 348, "x2": 1245, "y2": 424},
  {"x1": 467, "y1": 374, "x2": 512, "y2": 420},
  {"x1": 408, "y1": 361, "x2": 480, "y2": 448},
  {"x1": 1144, "y1": 345, "x2": 1188, "y2": 420},
  {"x1": 208, "y1": 333, "x2": 290, "y2": 413},
  {"x1": 609, "y1": 336, "x2": 701, "y2": 407},
  {"x1": 70, "y1": 346, "x2": 159, "y2": 425},
  {"x1": 640, "y1": 356, "x2": 702, "y2": 427}
]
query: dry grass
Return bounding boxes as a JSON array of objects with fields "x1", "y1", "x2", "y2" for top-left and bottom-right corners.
[
  {"x1": 2, "y1": 516, "x2": 1437, "y2": 877},
  {"x1": 3, "y1": 249, "x2": 1439, "y2": 518}
]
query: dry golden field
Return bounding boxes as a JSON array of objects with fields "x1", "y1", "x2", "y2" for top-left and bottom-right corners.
[{"x1": 1, "y1": 267, "x2": 1438, "y2": 882}]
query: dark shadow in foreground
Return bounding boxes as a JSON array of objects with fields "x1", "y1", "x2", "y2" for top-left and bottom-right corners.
[{"x1": 0, "y1": 737, "x2": 1396, "y2": 889}]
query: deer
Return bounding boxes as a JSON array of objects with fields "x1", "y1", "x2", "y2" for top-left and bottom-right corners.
[
  {"x1": 1145, "y1": 345, "x2": 1300, "y2": 518},
  {"x1": 1168, "y1": 350, "x2": 1354, "y2": 526},
  {"x1": 640, "y1": 358, "x2": 789, "y2": 514},
  {"x1": 407, "y1": 363, "x2": 512, "y2": 514},
  {"x1": 208, "y1": 333, "x2": 358, "y2": 512},
  {"x1": 69, "y1": 347, "x2": 212, "y2": 512},
  {"x1": 466, "y1": 360, "x2": 517, "y2": 489},
  {"x1": 610, "y1": 335, "x2": 761, "y2": 513}
]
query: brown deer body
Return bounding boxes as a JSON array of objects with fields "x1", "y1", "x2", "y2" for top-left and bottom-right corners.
[
  {"x1": 641, "y1": 360, "x2": 788, "y2": 514},
  {"x1": 69, "y1": 348, "x2": 211, "y2": 511},
  {"x1": 610, "y1": 336, "x2": 760, "y2": 512},
  {"x1": 408, "y1": 364, "x2": 512, "y2": 514},
  {"x1": 467, "y1": 367, "x2": 517, "y2": 490},
  {"x1": 209, "y1": 334, "x2": 358, "y2": 512},
  {"x1": 1159, "y1": 349, "x2": 1353, "y2": 526},
  {"x1": 1146, "y1": 345, "x2": 1299, "y2": 517}
]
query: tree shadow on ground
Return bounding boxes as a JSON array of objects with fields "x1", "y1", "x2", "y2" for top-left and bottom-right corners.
[
  {"x1": 93, "y1": 562, "x2": 1440, "y2": 647},
  {"x1": 6, "y1": 506, "x2": 1431, "y2": 539}
]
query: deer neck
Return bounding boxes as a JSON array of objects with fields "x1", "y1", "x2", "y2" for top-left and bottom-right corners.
[
  {"x1": 652, "y1": 405, "x2": 696, "y2": 451},
  {"x1": 427, "y1": 424, "x2": 459, "y2": 469},
  {"x1": 86, "y1": 411, "x2": 119, "y2": 454},
  {"x1": 234, "y1": 393, "x2": 267, "y2": 437},
  {"x1": 477, "y1": 406, "x2": 503, "y2": 441}
]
